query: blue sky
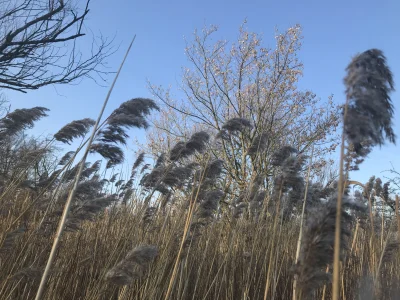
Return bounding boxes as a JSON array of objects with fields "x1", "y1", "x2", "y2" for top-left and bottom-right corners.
[{"x1": 6, "y1": 0, "x2": 400, "y2": 185}]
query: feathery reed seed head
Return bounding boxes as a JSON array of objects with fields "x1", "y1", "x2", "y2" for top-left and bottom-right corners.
[
  {"x1": 221, "y1": 117, "x2": 252, "y2": 132},
  {"x1": 54, "y1": 118, "x2": 95, "y2": 144},
  {"x1": 58, "y1": 151, "x2": 75, "y2": 165},
  {"x1": 169, "y1": 131, "x2": 210, "y2": 161},
  {"x1": 0, "y1": 107, "x2": 49, "y2": 139},
  {"x1": 90, "y1": 143, "x2": 124, "y2": 168},
  {"x1": 248, "y1": 132, "x2": 269, "y2": 156},
  {"x1": 344, "y1": 49, "x2": 396, "y2": 156},
  {"x1": 271, "y1": 146, "x2": 297, "y2": 167},
  {"x1": 105, "y1": 245, "x2": 158, "y2": 285},
  {"x1": 132, "y1": 152, "x2": 145, "y2": 173},
  {"x1": 0, "y1": 227, "x2": 26, "y2": 253},
  {"x1": 295, "y1": 195, "x2": 366, "y2": 296}
]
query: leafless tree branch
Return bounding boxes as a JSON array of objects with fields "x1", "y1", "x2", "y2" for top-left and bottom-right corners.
[{"x1": 0, "y1": 0, "x2": 114, "y2": 93}]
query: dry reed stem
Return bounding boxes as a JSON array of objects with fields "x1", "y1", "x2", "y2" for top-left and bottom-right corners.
[
  {"x1": 351, "y1": 219, "x2": 360, "y2": 254},
  {"x1": 376, "y1": 216, "x2": 396, "y2": 286},
  {"x1": 34, "y1": 36, "x2": 136, "y2": 300},
  {"x1": 164, "y1": 156, "x2": 210, "y2": 300},
  {"x1": 263, "y1": 184, "x2": 283, "y2": 300},
  {"x1": 367, "y1": 191, "x2": 376, "y2": 277},
  {"x1": 321, "y1": 265, "x2": 329, "y2": 300},
  {"x1": 332, "y1": 96, "x2": 349, "y2": 300},
  {"x1": 396, "y1": 195, "x2": 400, "y2": 243},
  {"x1": 292, "y1": 145, "x2": 314, "y2": 300}
]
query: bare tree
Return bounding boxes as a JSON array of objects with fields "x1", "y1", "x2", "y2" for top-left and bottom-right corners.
[
  {"x1": 0, "y1": 0, "x2": 113, "y2": 93},
  {"x1": 146, "y1": 22, "x2": 341, "y2": 192}
]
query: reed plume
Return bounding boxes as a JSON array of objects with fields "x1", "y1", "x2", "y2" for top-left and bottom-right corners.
[
  {"x1": 248, "y1": 132, "x2": 269, "y2": 156},
  {"x1": 0, "y1": 107, "x2": 49, "y2": 139},
  {"x1": 0, "y1": 227, "x2": 26, "y2": 254},
  {"x1": 221, "y1": 117, "x2": 252, "y2": 132},
  {"x1": 344, "y1": 49, "x2": 396, "y2": 157},
  {"x1": 332, "y1": 49, "x2": 396, "y2": 300},
  {"x1": 89, "y1": 143, "x2": 124, "y2": 168},
  {"x1": 169, "y1": 131, "x2": 210, "y2": 161},
  {"x1": 89, "y1": 98, "x2": 159, "y2": 168},
  {"x1": 295, "y1": 195, "x2": 365, "y2": 298},
  {"x1": 54, "y1": 118, "x2": 95, "y2": 144},
  {"x1": 132, "y1": 152, "x2": 145, "y2": 174},
  {"x1": 105, "y1": 245, "x2": 158, "y2": 285},
  {"x1": 58, "y1": 151, "x2": 75, "y2": 165}
]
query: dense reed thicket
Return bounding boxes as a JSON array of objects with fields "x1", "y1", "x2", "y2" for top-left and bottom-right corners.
[{"x1": 0, "y1": 41, "x2": 399, "y2": 300}]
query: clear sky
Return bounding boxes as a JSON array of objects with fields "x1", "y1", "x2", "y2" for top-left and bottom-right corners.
[{"x1": 6, "y1": 0, "x2": 400, "y2": 186}]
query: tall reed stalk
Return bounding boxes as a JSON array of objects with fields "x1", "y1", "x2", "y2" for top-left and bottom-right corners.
[{"x1": 34, "y1": 36, "x2": 136, "y2": 300}]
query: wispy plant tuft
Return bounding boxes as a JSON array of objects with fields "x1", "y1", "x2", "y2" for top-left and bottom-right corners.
[
  {"x1": 90, "y1": 98, "x2": 159, "y2": 168},
  {"x1": 197, "y1": 190, "x2": 224, "y2": 218},
  {"x1": 58, "y1": 151, "x2": 75, "y2": 165},
  {"x1": 169, "y1": 142, "x2": 188, "y2": 161},
  {"x1": 132, "y1": 152, "x2": 145, "y2": 174},
  {"x1": 201, "y1": 159, "x2": 224, "y2": 180},
  {"x1": 0, "y1": 107, "x2": 49, "y2": 139},
  {"x1": 102, "y1": 98, "x2": 160, "y2": 140},
  {"x1": 90, "y1": 143, "x2": 124, "y2": 168},
  {"x1": 271, "y1": 145, "x2": 297, "y2": 167},
  {"x1": 97, "y1": 125, "x2": 128, "y2": 145},
  {"x1": 248, "y1": 132, "x2": 269, "y2": 156},
  {"x1": 67, "y1": 195, "x2": 117, "y2": 229},
  {"x1": 163, "y1": 166, "x2": 194, "y2": 188},
  {"x1": 81, "y1": 160, "x2": 101, "y2": 179},
  {"x1": 54, "y1": 118, "x2": 96, "y2": 144},
  {"x1": 64, "y1": 162, "x2": 90, "y2": 182},
  {"x1": 186, "y1": 131, "x2": 210, "y2": 153},
  {"x1": 216, "y1": 117, "x2": 252, "y2": 140},
  {"x1": 221, "y1": 117, "x2": 252, "y2": 133},
  {"x1": 169, "y1": 131, "x2": 210, "y2": 161},
  {"x1": 344, "y1": 49, "x2": 396, "y2": 156},
  {"x1": 105, "y1": 245, "x2": 158, "y2": 285},
  {"x1": 381, "y1": 237, "x2": 400, "y2": 264},
  {"x1": 110, "y1": 98, "x2": 160, "y2": 127},
  {"x1": 0, "y1": 227, "x2": 26, "y2": 254},
  {"x1": 295, "y1": 195, "x2": 366, "y2": 298},
  {"x1": 37, "y1": 169, "x2": 62, "y2": 188},
  {"x1": 140, "y1": 164, "x2": 150, "y2": 174},
  {"x1": 10, "y1": 267, "x2": 44, "y2": 282},
  {"x1": 331, "y1": 49, "x2": 396, "y2": 299},
  {"x1": 109, "y1": 173, "x2": 119, "y2": 183},
  {"x1": 155, "y1": 153, "x2": 166, "y2": 167}
]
